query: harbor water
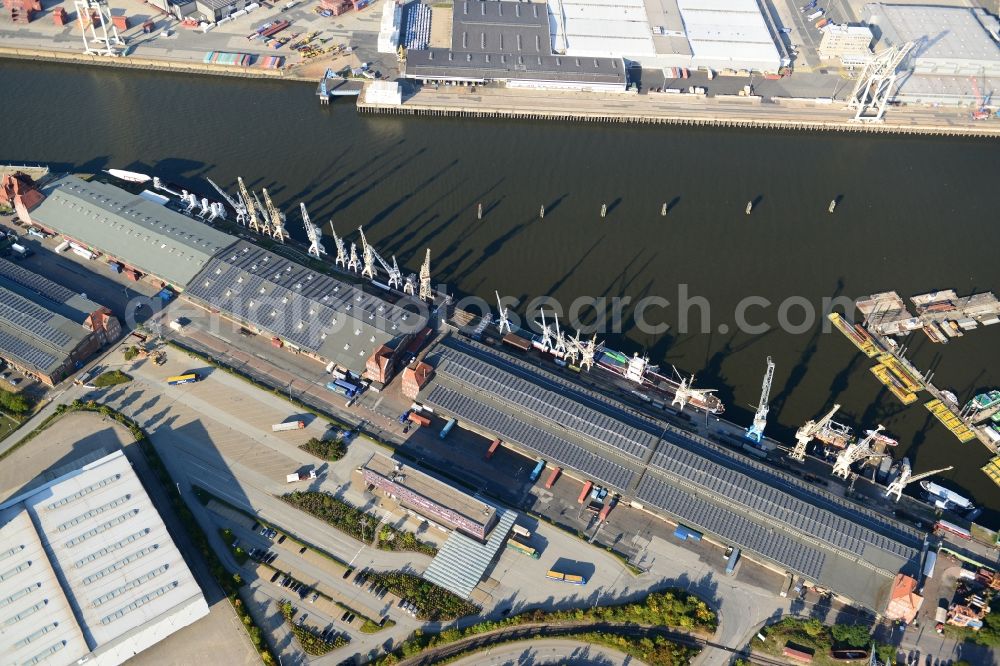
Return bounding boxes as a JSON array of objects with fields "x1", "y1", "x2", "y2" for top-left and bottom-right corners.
[{"x1": 2, "y1": 61, "x2": 999, "y2": 521}]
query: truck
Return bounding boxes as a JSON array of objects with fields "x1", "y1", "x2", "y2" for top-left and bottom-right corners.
[
  {"x1": 807, "y1": 10, "x2": 823, "y2": 20},
  {"x1": 326, "y1": 381, "x2": 358, "y2": 398},
  {"x1": 507, "y1": 539, "x2": 539, "y2": 559},
  {"x1": 272, "y1": 421, "x2": 305, "y2": 432},
  {"x1": 577, "y1": 480, "x2": 593, "y2": 504},
  {"x1": 10, "y1": 243, "x2": 32, "y2": 259},
  {"x1": 544, "y1": 466, "x2": 561, "y2": 488},
  {"x1": 440, "y1": 417, "x2": 456, "y2": 439},
  {"x1": 408, "y1": 411, "x2": 430, "y2": 427},
  {"x1": 485, "y1": 438, "x2": 501, "y2": 459},
  {"x1": 673, "y1": 525, "x2": 703, "y2": 541},
  {"x1": 725, "y1": 547, "x2": 741, "y2": 575},
  {"x1": 546, "y1": 570, "x2": 587, "y2": 585},
  {"x1": 529, "y1": 458, "x2": 545, "y2": 482},
  {"x1": 286, "y1": 470, "x2": 317, "y2": 483},
  {"x1": 512, "y1": 524, "x2": 531, "y2": 539}
]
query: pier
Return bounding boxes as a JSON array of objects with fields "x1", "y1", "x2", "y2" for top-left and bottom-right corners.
[
  {"x1": 858, "y1": 290, "x2": 1000, "y2": 342},
  {"x1": 357, "y1": 84, "x2": 1000, "y2": 138}
]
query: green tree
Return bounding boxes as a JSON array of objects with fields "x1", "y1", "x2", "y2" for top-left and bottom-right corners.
[{"x1": 831, "y1": 623, "x2": 871, "y2": 648}]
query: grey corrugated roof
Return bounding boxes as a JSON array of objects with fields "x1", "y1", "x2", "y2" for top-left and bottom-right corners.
[
  {"x1": 864, "y1": 3, "x2": 1000, "y2": 64},
  {"x1": 422, "y1": 505, "x2": 516, "y2": 599},
  {"x1": 0, "y1": 257, "x2": 102, "y2": 325},
  {"x1": 30, "y1": 175, "x2": 232, "y2": 287},
  {"x1": 418, "y1": 335, "x2": 922, "y2": 611},
  {"x1": 405, "y1": 49, "x2": 627, "y2": 85},
  {"x1": 0, "y1": 283, "x2": 92, "y2": 376},
  {"x1": 185, "y1": 240, "x2": 428, "y2": 375}
]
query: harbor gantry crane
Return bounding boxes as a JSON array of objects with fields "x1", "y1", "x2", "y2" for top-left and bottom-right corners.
[
  {"x1": 403, "y1": 273, "x2": 417, "y2": 296},
  {"x1": 237, "y1": 177, "x2": 262, "y2": 234},
  {"x1": 347, "y1": 243, "x2": 360, "y2": 273},
  {"x1": 672, "y1": 376, "x2": 719, "y2": 413},
  {"x1": 884, "y1": 460, "x2": 954, "y2": 502},
  {"x1": 418, "y1": 249, "x2": 432, "y2": 301},
  {"x1": 790, "y1": 404, "x2": 842, "y2": 461},
  {"x1": 75, "y1": 0, "x2": 124, "y2": 56},
  {"x1": 745, "y1": 356, "x2": 775, "y2": 443},
  {"x1": 261, "y1": 189, "x2": 288, "y2": 243},
  {"x1": 576, "y1": 334, "x2": 597, "y2": 372},
  {"x1": 357, "y1": 226, "x2": 402, "y2": 288},
  {"x1": 207, "y1": 178, "x2": 245, "y2": 225},
  {"x1": 847, "y1": 41, "x2": 914, "y2": 122},
  {"x1": 253, "y1": 191, "x2": 272, "y2": 236},
  {"x1": 832, "y1": 425, "x2": 887, "y2": 479},
  {"x1": 330, "y1": 224, "x2": 347, "y2": 268},
  {"x1": 300, "y1": 204, "x2": 326, "y2": 259},
  {"x1": 496, "y1": 291, "x2": 511, "y2": 335}
]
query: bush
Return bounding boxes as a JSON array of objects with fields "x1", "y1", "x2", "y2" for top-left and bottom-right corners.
[
  {"x1": 93, "y1": 370, "x2": 133, "y2": 388},
  {"x1": 281, "y1": 601, "x2": 348, "y2": 655},
  {"x1": 0, "y1": 386, "x2": 30, "y2": 415},
  {"x1": 300, "y1": 436, "x2": 347, "y2": 461},
  {"x1": 831, "y1": 623, "x2": 871, "y2": 649},
  {"x1": 123, "y1": 346, "x2": 140, "y2": 361},
  {"x1": 366, "y1": 571, "x2": 480, "y2": 621}
]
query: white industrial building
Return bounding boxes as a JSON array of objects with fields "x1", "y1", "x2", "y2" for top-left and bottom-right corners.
[
  {"x1": 378, "y1": 0, "x2": 402, "y2": 54},
  {"x1": 818, "y1": 24, "x2": 873, "y2": 66},
  {"x1": 0, "y1": 451, "x2": 210, "y2": 666},
  {"x1": 863, "y1": 3, "x2": 1000, "y2": 107},
  {"x1": 545, "y1": 0, "x2": 783, "y2": 73}
]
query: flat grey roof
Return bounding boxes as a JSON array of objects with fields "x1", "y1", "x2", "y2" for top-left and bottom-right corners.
[
  {"x1": 418, "y1": 335, "x2": 921, "y2": 611},
  {"x1": 864, "y1": 3, "x2": 1000, "y2": 63},
  {"x1": 405, "y1": 49, "x2": 627, "y2": 85},
  {"x1": 452, "y1": 0, "x2": 549, "y2": 55},
  {"x1": 0, "y1": 280, "x2": 93, "y2": 376},
  {"x1": 0, "y1": 450, "x2": 209, "y2": 664},
  {"x1": 185, "y1": 240, "x2": 428, "y2": 374},
  {"x1": 0, "y1": 257, "x2": 103, "y2": 325},
  {"x1": 422, "y1": 504, "x2": 516, "y2": 599},
  {"x1": 30, "y1": 175, "x2": 233, "y2": 287}
]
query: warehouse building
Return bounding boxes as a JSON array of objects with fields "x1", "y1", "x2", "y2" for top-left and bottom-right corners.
[
  {"x1": 863, "y1": 3, "x2": 1000, "y2": 107},
  {"x1": 26, "y1": 175, "x2": 234, "y2": 288},
  {"x1": 418, "y1": 335, "x2": 923, "y2": 612},
  {"x1": 817, "y1": 24, "x2": 873, "y2": 66},
  {"x1": 675, "y1": 0, "x2": 783, "y2": 73},
  {"x1": 0, "y1": 450, "x2": 210, "y2": 665},
  {"x1": 402, "y1": 0, "x2": 628, "y2": 92},
  {"x1": 184, "y1": 240, "x2": 428, "y2": 377},
  {"x1": 0, "y1": 257, "x2": 120, "y2": 385}
]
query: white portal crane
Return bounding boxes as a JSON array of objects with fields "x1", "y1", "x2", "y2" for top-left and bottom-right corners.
[
  {"x1": 884, "y1": 461, "x2": 954, "y2": 502},
  {"x1": 198, "y1": 197, "x2": 211, "y2": 218},
  {"x1": 207, "y1": 178, "x2": 245, "y2": 225},
  {"x1": 238, "y1": 177, "x2": 262, "y2": 234},
  {"x1": 330, "y1": 224, "x2": 347, "y2": 268},
  {"x1": 347, "y1": 243, "x2": 360, "y2": 272},
  {"x1": 356, "y1": 226, "x2": 402, "y2": 288},
  {"x1": 847, "y1": 42, "x2": 914, "y2": 122},
  {"x1": 403, "y1": 274, "x2": 417, "y2": 296},
  {"x1": 300, "y1": 203, "x2": 326, "y2": 259},
  {"x1": 418, "y1": 249, "x2": 432, "y2": 301},
  {"x1": 75, "y1": 0, "x2": 124, "y2": 56},
  {"x1": 577, "y1": 334, "x2": 598, "y2": 372},
  {"x1": 261, "y1": 189, "x2": 288, "y2": 243},
  {"x1": 745, "y1": 356, "x2": 775, "y2": 443},
  {"x1": 496, "y1": 291, "x2": 511, "y2": 335},
  {"x1": 357, "y1": 227, "x2": 376, "y2": 279},
  {"x1": 832, "y1": 425, "x2": 887, "y2": 479},
  {"x1": 791, "y1": 404, "x2": 841, "y2": 461},
  {"x1": 253, "y1": 191, "x2": 272, "y2": 236},
  {"x1": 183, "y1": 192, "x2": 198, "y2": 214},
  {"x1": 672, "y1": 376, "x2": 719, "y2": 413}
]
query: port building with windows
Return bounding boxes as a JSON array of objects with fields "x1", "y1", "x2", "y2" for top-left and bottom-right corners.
[
  {"x1": 0, "y1": 257, "x2": 120, "y2": 385},
  {"x1": 0, "y1": 450, "x2": 210, "y2": 665},
  {"x1": 863, "y1": 3, "x2": 1000, "y2": 107},
  {"x1": 184, "y1": 240, "x2": 429, "y2": 377},
  {"x1": 417, "y1": 334, "x2": 923, "y2": 612},
  {"x1": 24, "y1": 175, "x2": 233, "y2": 288}
]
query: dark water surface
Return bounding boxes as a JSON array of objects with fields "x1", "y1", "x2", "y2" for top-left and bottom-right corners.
[{"x1": 3, "y1": 61, "x2": 999, "y2": 520}]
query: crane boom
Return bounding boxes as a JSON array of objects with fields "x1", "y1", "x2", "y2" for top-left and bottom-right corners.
[
  {"x1": 206, "y1": 178, "x2": 245, "y2": 224},
  {"x1": 885, "y1": 463, "x2": 954, "y2": 502},
  {"x1": 237, "y1": 177, "x2": 261, "y2": 233},
  {"x1": 790, "y1": 403, "x2": 841, "y2": 461},
  {"x1": 745, "y1": 357, "x2": 775, "y2": 443}
]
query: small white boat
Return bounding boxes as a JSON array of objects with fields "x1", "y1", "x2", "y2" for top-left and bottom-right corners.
[
  {"x1": 105, "y1": 168, "x2": 152, "y2": 184},
  {"x1": 828, "y1": 199, "x2": 837, "y2": 213},
  {"x1": 745, "y1": 201, "x2": 753, "y2": 215}
]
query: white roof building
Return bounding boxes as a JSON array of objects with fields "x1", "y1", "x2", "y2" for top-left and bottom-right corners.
[
  {"x1": 549, "y1": 0, "x2": 657, "y2": 58},
  {"x1": 0, "y1": 451, "x2": 209, "y2": 666},
  {"x1": 677, "y1": 0, "x2": 782, "y2": 73}
]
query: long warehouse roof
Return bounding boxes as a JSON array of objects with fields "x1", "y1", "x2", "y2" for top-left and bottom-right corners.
[
  {"x1": 0, "y1": 450, "x2": 209, "y2": 665},
  {"x1": 29, "y1": 175, "x2": 233, "y2": 287},
  {"x1": 185, "y1": 240, "x2": 428, "y2": 373},
  {"x1": 419, "y1": 335, "x2": 922, "y2": 611}
]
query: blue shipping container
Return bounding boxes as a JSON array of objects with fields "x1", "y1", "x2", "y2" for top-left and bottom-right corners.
[
  {"x1": 440, "y1": 418, "x2": 456, "y2": 439},
  {"x1": 326, "y1": 381, "x2": 357, "y2": 398},
  {"x1": 725, "y1": 547, "x2": 740, "y2": 574},
  {"x1": 333, "y1": 378, "x2": 360, "y2": 394},
  {"x1": 673, "y1": 525, "x2": 703, "y2": 542},
  {"x1": 529, "y1": 459, "x2": 545, "y2": 481}
]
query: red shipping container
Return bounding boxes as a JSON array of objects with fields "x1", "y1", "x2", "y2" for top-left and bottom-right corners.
[
  {"x1": 577, "y1": 480, "x2": 593, "y2": 504},
  {"x1": 408, "y1": 412, "x2": 430, "y2": 427},
  {"x1": 545, "y1": 467, "x2": 561, "y2": 489},
  {"x1": 112, "y1": 14, "x2": 128, "y2": 30},
  {"x1": 485, "y1": 438, "x2": 501, "y2": 459}
]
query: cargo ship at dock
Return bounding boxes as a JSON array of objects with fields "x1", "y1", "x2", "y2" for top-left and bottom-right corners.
[{"x1": 592, "y1": 346, "x2": 725, "y2": 415}]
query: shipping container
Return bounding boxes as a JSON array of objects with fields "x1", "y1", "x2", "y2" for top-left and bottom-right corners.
[
  {"x1": 673, "y1": 525, "x2": 703, "y2": 541},
  {"x1": 326, "y1": 381, "x2": 357, "y2": 398},
  {"x1": 333, "y1": 378, "x2": 360, "y2": 394},
  {"x1": 166, "y1": 373, "x2": 200, "y2": 385},
  {"x1": 501, "y1": 332, "x2": 531, "y2": 352},
  {"x1": 577, "y1": 480, "x2": 593, "y2": 504},
  {"x1": 725, "y1": 547, "x2": 741, "y2": 575},
  {"x1": 598, "y1": 497, "x2": 615, "y2": 522},
  {"x1": 272, "y1": 421, "x2": 306, "y2": 432},
  {"x1": 108, "y1": 261, "x2": 123, "y2": 273},
  {"x1": 507, "y1": 539, "x2": 539, "y2": 559},
  {"x1": 440, "y1": 417, "x2": 456, "y2": 439},
  {"x1": 486, "y1": 438, "x2": 501, "y2": 459},
  {"x1": 544, "y1": 466, "x2": 561, "y2": 488},
  {"x1": 408, "y1": 412, "x2": 430, "y2": 427},
  {"x1": 529, "y1": 458, "x2": 545, "y2": 482},
  {"x1": 512, "y1": 525, "x2": 531, "y2": 539},
  {"x1": 923, "y1": 551, "x2": 937, "y2": 579},
  {"x1": 935, "y1": 520, "x2": 972, "y2": 540}
]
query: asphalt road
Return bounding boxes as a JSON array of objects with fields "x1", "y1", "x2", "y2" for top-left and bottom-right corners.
[{"x1": 446, "y1": 638, "x2": 636, "y2": 666}]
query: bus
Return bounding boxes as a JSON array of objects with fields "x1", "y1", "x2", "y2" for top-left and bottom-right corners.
[
  {"x1": 440, "y1": 418, "x2": 456, "y2": 439},
  {"x1": 935, "y1": 520, "x2": 972, "y2": 540},
  {"x1": 166, "y1": 373, "x2": 200, "y2": 385},
  {"x1": 506, "y1": 539, "x2": 539, "y2": 559}
]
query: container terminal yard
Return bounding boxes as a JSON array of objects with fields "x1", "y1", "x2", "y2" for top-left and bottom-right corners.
[{"x1": 1, "y1": 165, "x2": 999, "y2": 664}]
